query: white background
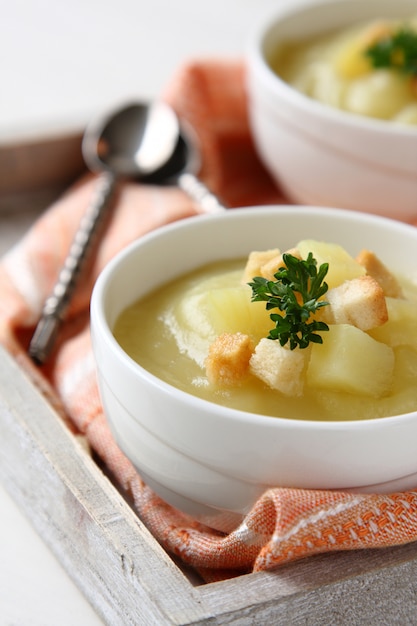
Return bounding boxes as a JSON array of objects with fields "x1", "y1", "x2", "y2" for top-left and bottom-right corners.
[
  {"x1": 0, "y1": 0, "x2": 291, "y2": 624},
  {"x1": 1, "y1": 0, "x2": 283, "y2": 142}
]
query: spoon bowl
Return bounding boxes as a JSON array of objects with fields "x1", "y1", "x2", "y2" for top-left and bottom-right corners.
[{"x1": 82, "y1": 102, "x2": 181, "y2": 177}]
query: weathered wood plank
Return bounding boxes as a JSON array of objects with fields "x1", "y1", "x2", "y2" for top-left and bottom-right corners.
[
  {"x1": 2, "y1": 341, "x2": 417, "y2": 625},
  {"x1": 199, "y1": 544, "x2": 417, "y2": 624},
  {"x1": 0, "y1": 132, "x2": 84, "y2": 198},
  {"x1": 0, "y1": 345, "x2": 206, "y2": 625}
]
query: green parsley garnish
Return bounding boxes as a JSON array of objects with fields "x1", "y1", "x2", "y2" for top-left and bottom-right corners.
[
  {"x1": 365, "y1": 28, "x2": 417, "y2": 75},
  {"x1": 249, "y1": 252, "x2": 330, "y2": 350}
]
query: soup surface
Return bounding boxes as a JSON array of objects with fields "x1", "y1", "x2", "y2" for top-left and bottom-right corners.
[
  {"x1": 271, "y1": 15, "x2": 417, "y2": 124},
  {"x1": 114, "y1": 242, "x2": 417, "y2": 421}
]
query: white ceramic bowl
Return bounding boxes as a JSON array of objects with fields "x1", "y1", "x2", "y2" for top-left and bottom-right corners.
[
  {"x1": 91, "y1": 207, "x2": 417, "y2": 528},
  {"x1": 247, "y1": 0, "x2": 417, "y2": 222}
]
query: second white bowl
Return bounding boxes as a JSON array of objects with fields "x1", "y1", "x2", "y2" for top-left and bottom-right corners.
[{"x1": 247, "y1": 0, "x2": 417, "y2": 221}]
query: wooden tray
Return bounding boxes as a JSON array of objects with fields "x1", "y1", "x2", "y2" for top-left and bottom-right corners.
[
  {"x1": 2, "y1": 343, "x2": 417, "y2": 625},
  {"x1": 0, "y1": 131, "x2": 84, "y2": 203},
  {"x1": 1, "y1": 138, "x2": 417, "y2": 623}
]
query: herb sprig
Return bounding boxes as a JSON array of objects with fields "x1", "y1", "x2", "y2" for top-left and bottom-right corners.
[
  {"x1": 365, "y1": 28, "x2": 417, "y2": 75},
  {"x1": 249, "y1": 252, "x2": 330, "y2": 350}
]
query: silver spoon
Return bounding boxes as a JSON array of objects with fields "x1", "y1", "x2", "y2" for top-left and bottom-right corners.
[{"x1": 28, "y1": 101, "x2": 225, "y2": 365}]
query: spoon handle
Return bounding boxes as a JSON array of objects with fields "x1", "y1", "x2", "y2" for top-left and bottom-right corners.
[
  {"x1": 28, "y1": 171, "x2": 116, "y2": 365},
  {"x1": 177, "y1": 172, "x2": 226, "y2": 214}
]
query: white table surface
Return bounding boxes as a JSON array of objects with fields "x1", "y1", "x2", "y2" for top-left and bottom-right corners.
[{"x1": 0, "y1": 0, "x2": 291, "y2": 624}]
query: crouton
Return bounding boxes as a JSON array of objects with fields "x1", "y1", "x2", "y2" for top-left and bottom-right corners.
[
  {"x1": 321, "y1": 275, "x2": 388, "y2": 330},
  {"x1": 249, "y1": 338, "x2": 306, "y2": 396},
  {"x1": 260, "y1": 247, "x2": 302, "y2": 281},
  {"x1": 242, "y1": 249, "x2": 280, "y2": 283},
  {"x1": 205, "y1": 332, "x2": 254, "y2": 386},
  {"x1": 356, "y1": 249, "x2": 404, "y2": 298}
]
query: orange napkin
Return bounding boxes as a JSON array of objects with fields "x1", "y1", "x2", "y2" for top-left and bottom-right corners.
[{"x1": 2, "y1": 60, "x2": 417, "y2": 582}]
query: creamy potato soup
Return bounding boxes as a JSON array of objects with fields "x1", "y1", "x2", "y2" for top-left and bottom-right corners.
[
  {"x1": 271, "y1": 16, "x2": 417, "y2": 124},
  {"x1": 113, "y1": 240, "x2": 417, "y2": 421}
]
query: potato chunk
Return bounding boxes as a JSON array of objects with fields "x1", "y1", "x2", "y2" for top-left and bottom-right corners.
[
  {"x1": 394, "y1": 103, "x2": 417, "y2": 125},
  {"x1": 205, "y1": 332, "x2": 254, "y2": 386},
  {"x1": 249, "y1": 338, "x2": 307, "y2": 397},
  {"x1": 333, "y1": 21, "x2": 391, "y2": 79},
  {"x1": 307, "y1": 324, "x2": 394, "y2": 397},
  {"x1": 296, "y1": 240, "x2": 365, "y2": 289},
  {"x1": 345, "y1": 69, "x2": 413, "y2": 121},
  {"x1": 197, "y1": 285, "x2": 273, "y2": 341},
  {"x1": 369, "y1": 297, "x2": 417, "y2": 350}
]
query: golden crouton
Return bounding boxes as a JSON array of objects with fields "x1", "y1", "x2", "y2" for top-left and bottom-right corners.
[
  {"x1": 322, "y1": 275, "x2": 388, "y2": 330},
  {"x1": 249, "y1": 338, "x2": 306, "y2": 396},
  {"x1": 361, "y1": 20, "x2": 392, "y2": 46},
  {"x1": 242, "y1": 249, "x2": 280, "y2": 283},
  {"x1": 356, "y1": 249, "x2": 404, "y2": 298},
  {"x1": 205, "y1": 332, "x2": 254, "y2": 386},
  {"x1": 260, "y1": 247, "x2": 302, "y2": 281}
]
